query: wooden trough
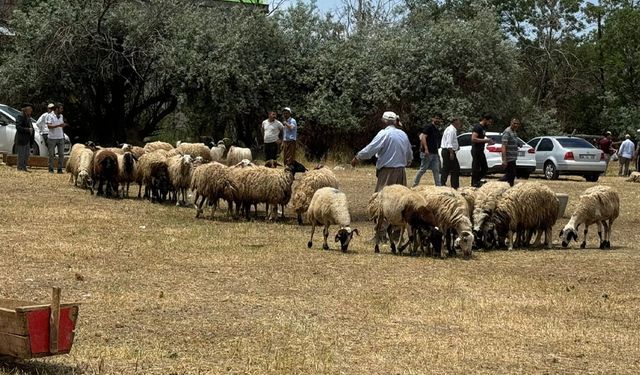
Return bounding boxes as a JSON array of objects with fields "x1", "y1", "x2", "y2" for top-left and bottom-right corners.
[{"x1": 0, "y1": 288, "x2": 79, "y2": 359}]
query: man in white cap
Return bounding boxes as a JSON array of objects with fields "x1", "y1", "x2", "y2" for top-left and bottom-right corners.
[
  {"x1": 351, "y1": 111, "x2": 413, "y2": 192},
  {"x1": 281, "y1": 107, "x2": 297, "y2": 165},
  {"x1": 617, "y1": 134, "x2": 634, "y2": 176},
  {"x1": 35, "y1": 103, "x2": 54, "y2": 144}
]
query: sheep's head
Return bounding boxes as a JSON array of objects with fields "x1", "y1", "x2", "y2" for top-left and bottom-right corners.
[
  {"x1": 121, "y1": 143, "x2": 132, "y2": 152},
  {"x1": 234, "y1": 159, "x2": 253, "y2": 168},
  {"x1": 181, "y1": 154, "x2": 193, "y2": 165},
  {"x1": 193, "y1": 156, "x2": 204, "y2": 167},
  {"x1": 454, "y1": 230, "x2": 475, "y2": 259},
  {"x1": 416, "y1": 226, "x2": 443, "y2": 255},
  {"x1": 559, "y1": 225, "x2": 579, "y2": 248},
  {"x1": 335, "y1": 227, "x2": 359, "y2": 252},
  {"x1": 287, "y1": 161, "x2": 308, "y2": 176},
  {"x1": 85, "y1": 141, "x2": 98, "y2": 151},
  {"x1": 78, "y1": 170, "x2": 92, "y2": 188},
  {"x1": 474, "y1": 221, "x2": 498, "y2": 250}
]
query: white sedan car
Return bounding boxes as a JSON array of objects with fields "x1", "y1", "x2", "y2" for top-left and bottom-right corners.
[
  {"x1": 0, "y1": 104, "x2": 71, "y2": 156},
  {"x1": 439, "y1": 132, "x2": 536, "y2": 178}
]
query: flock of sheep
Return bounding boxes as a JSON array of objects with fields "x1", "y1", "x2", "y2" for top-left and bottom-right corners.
[{"x1": 64, "y1": 140, "x2": 621, "y2": 257}]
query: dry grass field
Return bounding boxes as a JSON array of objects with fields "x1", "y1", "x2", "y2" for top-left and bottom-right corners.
[{"x1": 1, "y1": 163, "x2": 639, "y2": 374}]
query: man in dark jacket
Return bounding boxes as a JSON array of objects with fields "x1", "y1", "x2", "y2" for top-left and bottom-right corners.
[{"x1": 14, "y1": 103, "x2": 34, "y2": 172}]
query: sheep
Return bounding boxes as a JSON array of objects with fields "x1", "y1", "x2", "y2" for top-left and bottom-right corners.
[
  {"x1": 121, "y1": 143, "x2": 146, "y2": 159},
  {"x1": 136, "y1": 150, "x2": 171, "y2": 202},
  {"x1": 236, "y1": 165, "x2": 295, "y2": 220},
  {"x1": 306, "y1": 187, "x2": 359, "y2": 252},
  {"x1": 66, "y1": 143, "x2": 85, "y2": 178},
  {"x1": 209, "y1": 141, "x2": 226, "y2": 163},
  {"x1": 472, "y1": 181, "x2": 511, "y2": 249},
  {"x1": 226, "y1": 160, "x2": 258, "y2": 218},
  {"x1": 170, "y1": 142, "x2": 212, "y2": 163},
  {"x1": 291, "y1": 167, "x2": 339, "y2": 225},
  {"x1": 76, "y1": 148, "x2": 95, "y2": 192},
  {"x1": 560, "y1": 186, "x2": 619, "y2": 249},
  {"x1": 412, "y1": 186, "x2": 475, "y2": 258},
  {"x1": 167, "y1": 153, "x2": 194, "y2": 206},
  {"x1": 457, "y1": 186, "x2": 477, "y2": 218},
  {"x1": 143, "y1": 141, "x2": 174, "y2": 153},
  {"x1": 92, "y1": 149, "x2": 119, "y2": 197},
  {"x1": 227, "y1": 146, "x2": 252, "y2": 166},
  {"x1": 190, "y1": 162, "x2": 235, "y2": 218},
  {"x1": 372, "y1": 185, "x2": 440, "y2": 255},
  {"x1": 626, "y1": 172, "x2": 640, "y2": 182},
  {"x1": 117, "y1": 152, "x2": 137, "y2": 198},
  {"x1": 488, "y1": 182, "x2": 559, "y2": 250}
]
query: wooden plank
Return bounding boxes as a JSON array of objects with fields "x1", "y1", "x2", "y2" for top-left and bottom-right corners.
[
  {"x1": 0, "y1": 332, "x2": 31, "y2": 359},
  {"x1": 49, "y1": 288, "x2": 60, "y2": 354},
  {"x1": 0, "y1": 309, "x2": 27, "y2": 336},
  {"x1": 0, "y1": 300, "x2": 79, "y2": 313},
  {"x1": 27, "y1": 306, "x2": 78, "y2": 356},
  {"x1": 4, "y1": 155, "x2": 68, "y2": 168}
]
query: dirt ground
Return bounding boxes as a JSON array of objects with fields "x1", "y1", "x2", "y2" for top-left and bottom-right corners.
[{"x1": 0, "y1": 163, "x2": 639, "y2": 374}]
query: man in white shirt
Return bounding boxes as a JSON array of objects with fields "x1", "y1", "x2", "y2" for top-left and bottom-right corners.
[
  {"x1": 46, "y1": 103, "x2": 67, "y2": 173},
  {"x1": 440, "y1": 118, "x2": 462, "y2": 189},
  {"x1": 35, "y1": 103, "x2": 54, "y2": 143},
  {"x1": 617, "y1": 134, "x2": 635, "y2": 177},
  {"x1": 261, "y1": 110, "x2": 283, "y2": 162}
]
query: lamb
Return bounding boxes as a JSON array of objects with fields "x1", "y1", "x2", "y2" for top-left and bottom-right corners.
[
  {"x1": 488, "y1": 182, "x2": 559, "y2": 250},
  {"x1": 626, "y1": 172, "x2": 640, "y2": 182},
  {"x1": 167, "y1": 153, "x2": 194, "y2": 206},
  {"x1": 143, "y1": 141, "x2": 174, "y2": 153},
  {"x1": 292, "y1": 167, "x2": 339, "y2": 225},
  {"x1": 306, "y1": 187, "x2": 359, "y2": 252},
  {"x1": 170, "y1": 142, "x2": 212, "y2": 163},
  {"x1": 560, "y1": 185, "x2": 619, "y2": 249},
  {"x1": 412, "y1": 186, "x2": 475, "y2": 258},
  {"x1": 92, "y1": 149, "x2": 119, "y2": 197},
  {"x1": 136, "y1": 150, "x2": 171, "y2": 202},
  {"x1": 117, "y1": 152, "x2": 137, "y2": 198},
  {"x1": 190, "y1": 162, "x2": 235, "y2": 218},
  {"x1": 209, "y1": 141, "x2": 226, "y2": 163},
  {"x1": 472, "y1": 181, "x2": 511, "y2": 248},
  {"x1": 227, "y1": 146, "x2": 252, "y2": 166},
  {"x1": 372, "y1": 185, "x2": 440, "y2": 255}
]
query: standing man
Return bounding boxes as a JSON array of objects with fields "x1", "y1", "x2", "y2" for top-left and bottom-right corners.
[
  {"x1": 617, "y1": 134, "x2": 634, "y2": 177},
  {"x1": 261, "y1": 110, "x2": 283, "y2": 162},
  {"x1": 35, "y1": 103, "x2": 54, "y2": 145},
  {"x1": 635, "y1": 129, "x2": 640, "y2": 172},
  {"x1": 281, "y1": 107, "x2": 297, "y2": 166},
  {"x1": 499, "y1": 118, "x2": 523, "y2": 186},
  {"x1": 598, "y1": 131, "x2": 615, "y2": 173},
  {"x1": 351, "y1": 111, "x2": 413, "y2": 192},
  {"x1": 413, "y1": 113, "x2": 443, "y2": 187},
  {"x1": 471, "y1": 113, "x2": 495, "y2": 187},
  {"x1": 14, "y1": 103, "x2": 34, "y2": 172},
  {"x1": 46, "y1": 103, "x2": 67, "y2": 174},
  {"x1": 440, "y1": 118, "x2": 462, "y2": 189}
]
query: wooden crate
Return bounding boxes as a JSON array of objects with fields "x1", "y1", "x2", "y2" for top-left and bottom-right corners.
[{"x1": 0, "y1": 289, "x2": 79, "y2": 359}]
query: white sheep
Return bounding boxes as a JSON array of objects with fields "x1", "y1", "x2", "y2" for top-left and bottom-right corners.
[
  {"x1": 76, "y1": 148, "x2": 95, "y2": 191},
  {"x1": 306, "y1": 187, "x2": 359, "y2": 252},
  {"x1": 292, "y1": 167, "x2": 339, "y2": 225},
  {"x1": 236, "y1": 165, "x2": 295, "y2": 221},
  {"x1": 227, "y1": 146, "x2": 252, "y2": 166},
  {"x1": 117, "y1": 151, "x2": 137, "y2": 198},
  {"x1": 143, "y1": 141, "x2": 174, "y2": 153},
  {"x1": 489, "y1": 182, "x2": 559, "y2": 250},
  {"x1": 169, "y1": 142, "x2": 212, "y2": 163},
  {"x1": 472, "y1": 181, "x2": 511, "y2": 249},
  {"x1": 136, "y1": 150, "x2": 171, "y2": 202},
  {"x1": 167, "y1": 153, "x2": 194, "y2": 206},
  {"x1": 190, "y1": 162, "x2": 235, "y2": 219},
  {"x1": 626, "y1": 172, "x2": 640, "y2": 182},
  {"x1": 560, "y1": 185, "x2": 619, "y2": 249},
  {"x1": 209, "y1": 142, "x2": 226, "y2": 163}
]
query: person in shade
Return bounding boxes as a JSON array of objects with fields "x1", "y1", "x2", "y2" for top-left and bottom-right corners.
[
  {"x1": 281, "y1": 107, "x2": 297, "y2": 165},
  {"x1": 351, "y1": 111, "x2": 413, "y2": 192},
  {"x1": 499, "y1": 118, "x2": 523, "y2": 186},
  {"x1": 471, "y1": 113, "x2": 495, "y2": 187},
  {"x1": 440, "y1": 118, "x2": 462, "y2": 189},
  {"x1": 14, "y1": 103, "x2": 34, "y2": 172}
]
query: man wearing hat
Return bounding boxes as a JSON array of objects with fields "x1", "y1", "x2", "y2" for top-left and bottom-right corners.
[
  {"x1": 35, "y1": 103, "x2": 54, "y2": 144},
  {"x1": 617, "y1": 134, "x2": 634, "y2": 177},
  {"x1": 282, "y1": 107, "x2": 297, "y2": 165},
  {"x1": 14, "y1": 103, "x2": 34, "y2": 172},
  {"x1": 351, "y1": 111, "x2": 413, "y2": 192}
]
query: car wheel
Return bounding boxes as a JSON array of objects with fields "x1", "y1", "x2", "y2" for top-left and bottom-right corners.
[
  {"x1": 585, "y1": 174, "x2": 599, "y2": 182},
  {"x1": 30, "y1": 143, "x2": 40, "y2": 156},
  {"x1": 544, "y1": 161, "x2": 559, "y2": 180}
]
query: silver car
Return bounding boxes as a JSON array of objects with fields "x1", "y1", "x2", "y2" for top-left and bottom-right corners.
[{"x1": 527, "y1": 136, "x2": 606, "y2": 181}]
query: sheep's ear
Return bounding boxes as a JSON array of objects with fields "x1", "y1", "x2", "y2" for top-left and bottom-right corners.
[
  {"x1": 334, "y1": 234, "x2": 340, "y2": 242},
  {"x1": 352, "y1": 228, "x2": 359, "y2": 236},
  {"x1": 559, "y1": 229, "x2": 564, "y2": 237}
]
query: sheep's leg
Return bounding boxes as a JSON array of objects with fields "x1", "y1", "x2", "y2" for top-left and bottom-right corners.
[
  {"x1": 137, "y1": 183, "x2": 142, "y2": 199},
  {"x1": 297, "y1": 212, "x2": 303, "y2": 226},
  {"x1": 387, "y1": 226, "x2": 397, "y2": 254},
  {"x1": 373, "y1": 218, "x2": 387, "y2": 254},
  {"x1": 307, "y1": 224, "x2": 316, "y2": 249},
  {"x1": 606, "y1": 219, "x2": 614, "y2": 248},
  {"x1": 544, "y1": 227, "x2": 552, "y2": 249},
  {"x1": 580, "y1": 226, "x2": 589, "y2": 249},
  {"x1": 322, "y1": 225, "x2": 330, "y2": 250},
  {"x1": 507, "y1": 230, "x2": 515, "y2": 251},
  {"x1": 598, "y1": 221, "x2": 606, "y2": 249},
  {"x1": 280, "y1": 204, "x2": 286, "y2": 220},
  {"x1": 532, "y1": 230, "x2": 543, "y2": 247}
]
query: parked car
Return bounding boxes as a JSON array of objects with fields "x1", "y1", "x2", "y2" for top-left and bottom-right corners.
[
  {"x1": 0, "y1": 104, "x2": 71, "y2": 156},
  {"x1": 438, "y1": 132, "x2": 536, "y2": 178},
  {"x1": 526, "y1": 136, "x2": 606, "y2": 181}
]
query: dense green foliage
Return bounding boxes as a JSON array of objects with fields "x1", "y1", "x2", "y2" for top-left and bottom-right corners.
[{"x1": 0, "y1": 0, "x2": 639, "y2": 158}]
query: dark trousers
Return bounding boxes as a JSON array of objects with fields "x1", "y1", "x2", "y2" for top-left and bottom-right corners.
[
  {"x1": 440, "y1": 148, "x2": 460, "y2": 189},
  {"x1": 47, "y1": 138, "x2": 65, "y2": 172},
  {"x1": 500, "y1": 160, "x2": 517, "y2": 186},
  {"x1": 264, "y1": 142, "x2": 278, "y2": 161},
  {"x1": 471, "y1": 151, "x2": 488, "y2": 187},
  {"x1": 375, "y1": 167, "x2": 407, "y2": 192},
  {"x1": 16, "y1": 144, "x2": 30, "y2": 171}
]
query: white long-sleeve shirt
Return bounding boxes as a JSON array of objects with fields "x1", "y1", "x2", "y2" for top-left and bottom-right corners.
[
  {"x1": 356, "y1": 125, "x2": 413, "y2": 169},
  {"x1": 440, "y1": 124, "x2": 459, "y2": 151},
  {"x1": 618, "y1": 139, "x2": 635, "y2": 159}
]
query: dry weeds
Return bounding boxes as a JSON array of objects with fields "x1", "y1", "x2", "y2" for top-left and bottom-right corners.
[{"x1": 0, "y1": 163, "x2": 639, "y2": 374}]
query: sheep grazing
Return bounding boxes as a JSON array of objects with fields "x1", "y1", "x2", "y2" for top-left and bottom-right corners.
[
  {"x1": 92, "y1": 149, "x2": 119, "y2": 197},
  {"x1": 66, "y1": 143, "x2": 86, "y2": 177},
  {"x1": 237, "y1": 165, "x2": 295, "y2": 221},
  {"x1": 472, "y1": 181, "x2": 511, "y2": 249},
  {"x1": 306, "y1": 187, "x2": 358, "y2": 252},
  {"x1": 167, "y1": 154, "x2": 194, "y2": 206},
  {"x1": 76, "y1": 148, "x2": 95, "y2": 191},
  {"x1": 170, "y1": 142, "x2": 212, "y2": 163},
  {"x1": 560, "y1": 186, "x2": 619, "y2": 249},
  {"x1": 412, "y1": 186, "x2": 474, "y2": 258},
  {"x1": 190, "y1": 162, "x2": 235, "y2": 218},
  {"x1": 143, "y1": 141, "x2": 174, "y2": 153},
  {"x1": 209, "y1": 141, "x2": 226, "y2": 163},
  {"x1": 457, "y1": 186, "x2": 477, "y2": 218},
  {"x1": 626, "y1": 172, "x2": 640, "y2": 182},
  {"x1": 117, "y1": 152, "x2": 137, "y2": 198},
  {"x1": 488, "y1": 182, "x2": 559, "y2": 250},
  {"x1": 292, "y1": 167, "x2": 339, "y2": 225},
  {"x1": 372, "y1": 185, "x2": 440, "y2": 255},
  {"x1": 227, "y1": 146, "x2": 252, "y2": 166},
  {"x1": 137, "y1": 151, "x2": 171, "y2": 202}
]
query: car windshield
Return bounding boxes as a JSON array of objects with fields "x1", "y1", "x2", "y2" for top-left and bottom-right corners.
[
  {"x1": 557, "y1": 138, "x2": 595, "y2": 149},
  {"x1": 0, "y1": 104, "x2": 21, "y2": 118}
]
